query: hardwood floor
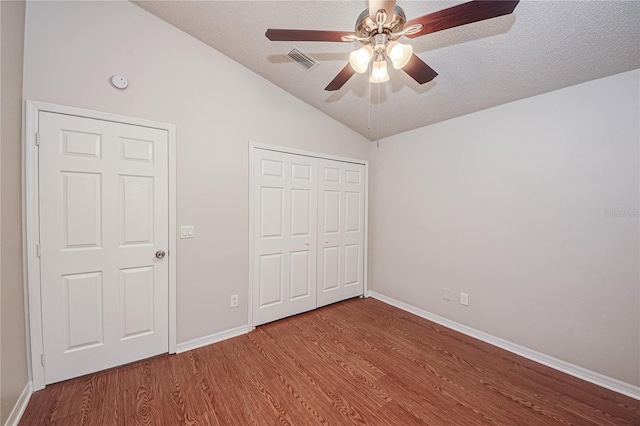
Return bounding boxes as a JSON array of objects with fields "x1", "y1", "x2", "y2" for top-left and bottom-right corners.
[{"x1": 20, "y1": 298, "x2": 640, "y2": 425}]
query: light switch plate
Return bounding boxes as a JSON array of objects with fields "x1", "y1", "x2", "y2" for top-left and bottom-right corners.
[{"x1": 180, "y1": 225, "x2": 195, "y2": 239}]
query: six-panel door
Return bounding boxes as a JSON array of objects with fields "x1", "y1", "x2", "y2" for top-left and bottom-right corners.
[
  {"x1": 253, "y1": 149, "x2": 319, "y2": 326},
  {"x1": 39, "y1": 112, "x2": 169, "y2": 384},
  {"x1": 317, "y1": 159, "x2": 366, "y2": 307},
  {"x1": 252, "y1": 149, "x2": 366, "y2": 325}
]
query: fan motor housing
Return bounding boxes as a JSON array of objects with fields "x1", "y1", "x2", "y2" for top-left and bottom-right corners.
[{"x1": 355, "y1": 6, "x2": 407, "y2": 41}]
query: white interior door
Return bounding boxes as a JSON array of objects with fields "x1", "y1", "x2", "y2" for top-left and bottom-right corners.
[
  {"x1": 39, "y1": 111, "x2": 169, "y2": 384},
  {"x1": 317, "y1": 159, "x2": 366, "y2": 307},
  {"x1": 252, "y1": 149, "x2": 318, "y2": 326}
]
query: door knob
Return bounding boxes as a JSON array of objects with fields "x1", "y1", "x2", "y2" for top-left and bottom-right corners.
[
  {"x1": 325, "y1": 239, "x2": 328, "y2": 243},
  {"x1": 305, "y1": 241, "x2": 309, "y2": 245},
  {"x1": 155, "y1": 250, "x2": 166, "y2": 259}
]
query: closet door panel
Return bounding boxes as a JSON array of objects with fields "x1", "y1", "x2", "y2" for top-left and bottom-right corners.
[
  {"x1": 317, "y1": 159, "x2": 365, "y2": 307},
  {"x1": 253, "y1": 150, "x2": 317, "y2": 326}
]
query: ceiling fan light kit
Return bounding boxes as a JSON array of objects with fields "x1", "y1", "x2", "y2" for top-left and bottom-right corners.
[
  {"x1": 349, "y1": 45, "x2": 374, "y2": 73},
  {"x1": 370, "y1": 60, "x2": 390, "y2": 83},
  {"x1": 387, "y1": 41, "x2": 413, "y2": 69},
  {"x1": 265, "y1": 0, "x2": 520, "y2": 91},
  {"x1": 351, "y1": 29, "x2": 415, "y2": 81}
]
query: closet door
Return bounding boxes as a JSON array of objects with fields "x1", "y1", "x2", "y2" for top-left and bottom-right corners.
[
  {"x1": 253, "y1": 149, "x2": 318, "y2": 326},
  {"x1": 317, "y1": 159, "x2": 365, "y2": 307}
]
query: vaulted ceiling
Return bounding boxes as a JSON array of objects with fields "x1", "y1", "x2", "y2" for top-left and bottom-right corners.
[{"x1": 133, "y1": 1, "x2": 640, "y2": 140}]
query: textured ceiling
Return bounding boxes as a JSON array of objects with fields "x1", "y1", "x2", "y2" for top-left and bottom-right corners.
[{"x1": 133, "y1": 0, "x2": 640, "y2": 140}]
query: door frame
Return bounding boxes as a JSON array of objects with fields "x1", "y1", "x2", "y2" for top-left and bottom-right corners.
[
  {"x1": 24, "y1": 100, "x2": 177, "y2": 391},
  {"x1": 248, "y1": 142, "x2": 369, "y2": 329}
]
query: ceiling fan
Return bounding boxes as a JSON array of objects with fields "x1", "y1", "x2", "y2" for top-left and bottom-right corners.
[{"x1": 266, "y1": 0, "x2": 519, "y2": 91}]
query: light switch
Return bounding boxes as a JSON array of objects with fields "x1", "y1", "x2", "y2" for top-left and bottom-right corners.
[{"x1": 180, "y1": 225, "x2": 195, "y2": 239}]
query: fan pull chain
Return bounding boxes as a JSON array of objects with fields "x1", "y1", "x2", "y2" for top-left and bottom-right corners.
[
  {"x1": 377, "y1": 81, "x2": 381, "y2": 148},
  {"x1": 367, "y1": 78, "x2": 372, "y2": 139}
]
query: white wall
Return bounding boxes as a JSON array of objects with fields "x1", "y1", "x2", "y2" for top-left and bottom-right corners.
[
  {"x1": 370, "y1": 70, "x2": 640, "y2": 386},
  {"x1": 23, "y1": 1, "x2": 371, "y2": 344},
  {"x1": 1, "y1": 0, "x2": 29, "y2": 423}
]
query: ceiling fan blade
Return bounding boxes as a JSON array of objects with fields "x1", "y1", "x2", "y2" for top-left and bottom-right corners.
[
  {"x1": 369, "y1": 0, "x2": 397, "y2": 24},
  {"x1": 325, "y1": 64, "x2": 356, "y2": 91},
  {"x1": 402, "y1": 54, "x2": 438, "y2": 85},
  {"x1": 265, "y1": 29, "x2": 355, "y2": 42},
  {"x1": 405, "y1": 0, "x2": 519, "y2": 39}
]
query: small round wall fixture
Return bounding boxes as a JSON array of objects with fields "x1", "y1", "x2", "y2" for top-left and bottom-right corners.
[{"x1": 111, "y1": 75, "x2": 128, "y2": 89}]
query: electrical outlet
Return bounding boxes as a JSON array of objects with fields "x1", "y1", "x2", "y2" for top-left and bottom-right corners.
[
  {"x1": 442, "y1": 288, "x2": 451, "y2": 301},
  {"x1": 460, "y1": 292, "x2": 469, "y2": 306},
  {"x1": 230, "y1": 294, "x2": 239, "y2": 308}
]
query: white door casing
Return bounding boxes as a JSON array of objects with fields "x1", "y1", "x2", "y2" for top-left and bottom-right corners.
[
  {"x1": 252, "y1": 149, "x2": 318, "y2": 326},
  {"x1": 37, "y1": 110, "x2": 170, "y2": 384},
  {"x1": 317, "y1": 159, "x2": 366, "y2": 307}
]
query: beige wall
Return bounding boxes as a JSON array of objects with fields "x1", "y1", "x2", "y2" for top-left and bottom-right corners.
[
  {"x1": 23, "y1": 1, "x2": 371, "y2": 344},
  {"x1": 370, "y1": 70, "x2": 640, "y2": 386},
  {"x1": 19, "y1": 0, "x2": 637, "y2": 404},
  {"x1": 1, "y1": 0, "x2": 28, "y2": 423}
]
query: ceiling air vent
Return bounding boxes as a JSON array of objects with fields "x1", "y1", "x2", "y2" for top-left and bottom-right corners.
[{"x1": 286, "y1": 46, "x2": 319, "y2": 71}]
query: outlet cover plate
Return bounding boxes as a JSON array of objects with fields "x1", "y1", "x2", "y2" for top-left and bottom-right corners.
[
  {"x1": 460, "y1": 292, "x2": 469, "y2": 306},
  {"x1": 442, "y1": 288, "x2": 451, "y2": 301}
]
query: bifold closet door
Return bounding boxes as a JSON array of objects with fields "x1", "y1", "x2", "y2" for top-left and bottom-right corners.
[
  {"x1": 317, "y1": 159, "x2": 365, "y2": 307},
  {"x1": 252, "y1": 149, "x2": 318, "y2": 326}
]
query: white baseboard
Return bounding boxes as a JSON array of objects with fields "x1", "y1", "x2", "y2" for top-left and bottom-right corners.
[
  {"x1": 4, "y1": 382, "x2": 32, "y2": 426},
  {"x1": 367, "y1": 291, "x2": 640, "y2": 401},
  {"x1": 176, "y1": 325, "x2": 251, "y2": 354}
]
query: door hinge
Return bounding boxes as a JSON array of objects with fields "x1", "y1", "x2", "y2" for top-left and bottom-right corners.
[
  {"x1": 36, "y1": 243, "x2": 41, "y2": 258},
  {"x1": 35, "y1": 132, "x2": 40, "y2": 146},
  {"x1": 41, "y1": 353, "x2": 45, "y2": 367}
]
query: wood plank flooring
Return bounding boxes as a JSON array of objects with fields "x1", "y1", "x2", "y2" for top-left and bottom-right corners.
[{"x1": 20, "y1": 298, "x2": 640, "y2": 425}]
